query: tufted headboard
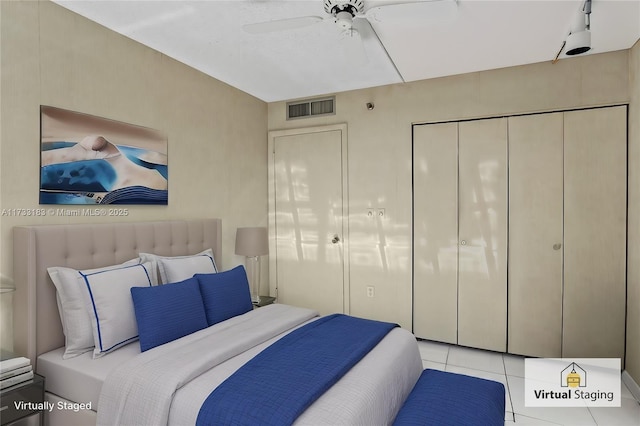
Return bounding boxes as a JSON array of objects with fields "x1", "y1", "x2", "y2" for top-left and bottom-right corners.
[{"x1": 12, "y1": 219, "x2": 222, "y2": 366}]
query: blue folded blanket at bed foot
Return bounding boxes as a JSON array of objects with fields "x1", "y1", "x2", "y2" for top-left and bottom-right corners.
[{"x1": 196, "y1": 313, "x2": 398, "y2": 426}]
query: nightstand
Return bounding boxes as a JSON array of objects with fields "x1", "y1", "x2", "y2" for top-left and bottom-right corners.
[
  {"x1": 253, "y1": 295, "x2": 276, "y2": 307},
  {"x1": 0, "y1": 373, "x2": 45, "y2": 426}
]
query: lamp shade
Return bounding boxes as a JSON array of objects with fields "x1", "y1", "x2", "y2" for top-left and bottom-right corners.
[{"x1": 235, "y1": 227, "x2": 268, "y2": 257}]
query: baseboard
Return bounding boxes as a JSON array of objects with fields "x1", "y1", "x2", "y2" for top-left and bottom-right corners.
[{"x1": 622, "y1": 370, "x2": 640, "y2": 402}]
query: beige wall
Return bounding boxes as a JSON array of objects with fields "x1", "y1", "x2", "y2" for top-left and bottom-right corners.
[
  {"x1": 627, "y1": 39, "x2": 640, "y2": 385},
  {"x1": 269, "y1": 51, "x2": 630, "y2": 334},
  {"x1": 0, "y1": 0, "x2": 268, "y2": 351}
]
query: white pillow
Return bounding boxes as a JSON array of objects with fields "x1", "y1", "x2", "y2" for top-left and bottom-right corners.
[
  {"x1": 47, "y1": 258, "x2": 150, "y2": 359},
  {"x1": 139, "y1": 249, "x2": 217, "y2": 284},
  {"x1": 80, "y1": 261, "x2": 156, "y2": 358}
]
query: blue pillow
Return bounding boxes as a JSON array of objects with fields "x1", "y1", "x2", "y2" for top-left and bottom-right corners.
[
  {"x1": 195, "y1": 265, "x2": 254, "y2": 326},
  {"x1": 131, "y1": 277, "x2": 208, "y2": 352}
]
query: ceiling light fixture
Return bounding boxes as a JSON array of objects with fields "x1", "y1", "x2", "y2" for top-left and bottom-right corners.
[{"x1": 566, "y1": 0, "x2": 592, "y2": 56}]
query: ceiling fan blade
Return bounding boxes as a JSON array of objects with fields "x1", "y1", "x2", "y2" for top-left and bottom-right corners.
[
  {"x1": 365, "y1": 0, "x2": 458, "y2": 24},
  {"x1": 353, "y1": 17, "x2": 405, "y2": 82},
  {"x1": 340, "y1": 26, "x2": 368, "y2": 66},
  {"x1": 243, "y1": 16, "x2": 324, "y2": 34}
]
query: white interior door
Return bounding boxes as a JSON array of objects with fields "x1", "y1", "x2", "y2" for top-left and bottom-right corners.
[
  {"x1": 508, "y1": 112, "x2": 564, "y2": 357},
  {"x1": 413, "y1": 122, "x2": 458, "y2": 343},
  {"x1": 269, "y1": 125, "x2": 348, "y2": 315},
  {"x1": 457, "y1": 118, "x2": 508, "y2": 352}
]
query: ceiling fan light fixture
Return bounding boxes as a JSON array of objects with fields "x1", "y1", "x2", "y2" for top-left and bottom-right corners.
[{"x1": 335, "y1": 10, "x2": 354, "y2": 29}]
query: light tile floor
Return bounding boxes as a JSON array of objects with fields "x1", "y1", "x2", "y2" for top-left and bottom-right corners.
[{"x1": 416, "y1": 340, "x2": 640, "y2": 425}]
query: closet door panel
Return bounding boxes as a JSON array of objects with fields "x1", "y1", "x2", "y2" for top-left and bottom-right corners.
[
  {"x1": 413, "y1": 123, "x2": 458, "y2": 343},
  {"x1": 563, "y1": 106, "x2": 627, "y2": 359},
  {"x1": 508, "y1": 113, "x2": 564, "y2": 357},
  {"x1": 458, "y1": 118, "x2": 508, "y2": 352}
]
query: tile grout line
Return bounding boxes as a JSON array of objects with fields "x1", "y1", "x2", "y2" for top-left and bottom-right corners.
[
  {"x1": 501, "y1": 354, "x2": 516, "y2": 421},
  {"x1": 585, "y1": 405, "x2": 600, "y2": 426}
]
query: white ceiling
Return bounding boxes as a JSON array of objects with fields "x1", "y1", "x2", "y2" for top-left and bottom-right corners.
[{"x1": 53, "y1": 0, "x2": 640, "y2": 102}]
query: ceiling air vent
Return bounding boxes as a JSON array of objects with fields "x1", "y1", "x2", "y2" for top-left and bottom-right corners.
[{"x1": 287, "y1": 96, "x2": 335, "y2": 120}]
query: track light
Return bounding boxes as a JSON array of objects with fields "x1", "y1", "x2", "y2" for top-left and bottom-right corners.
[
  {"x1": 566, "y1": 31, "x2": 590, "y2": 56},
  {"x1": 566, "y1": 0, "x2": 592, "y2": 56}
]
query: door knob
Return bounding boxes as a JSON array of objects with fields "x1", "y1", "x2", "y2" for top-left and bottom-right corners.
[
  {"x1": 553, "y1": 243, "x2": 562, "y2": 250},
  {"x1": 460, "y1": 240, "x2": 467, "y2": 246},
  {"x1": 332, "y1": 235, "x2": 340, "y2": 244}
]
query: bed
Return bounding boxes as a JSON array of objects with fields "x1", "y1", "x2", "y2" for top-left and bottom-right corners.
[{"x1": 13, "y1": 219, "x2": 423, "y2": 426}]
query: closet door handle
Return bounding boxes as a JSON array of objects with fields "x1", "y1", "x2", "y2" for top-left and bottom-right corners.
[
  {"x1": 553, "y1": 243, "x2": 562, "y2": 250},
  {"x1": 332, "y1": 235, "x2": 341, "y2": 244},
  {"x1": 460, "y1": 240, "x2": 467, "y2": 246}
]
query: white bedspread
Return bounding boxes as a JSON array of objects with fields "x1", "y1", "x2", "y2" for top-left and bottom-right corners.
[{"x1": 98, "y1": 304, "x2": 423, "y2": 426}]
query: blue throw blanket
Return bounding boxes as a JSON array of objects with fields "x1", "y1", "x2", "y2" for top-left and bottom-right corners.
[{"x1": 196, "y1": 314, "x2": 398, "y2": 426}]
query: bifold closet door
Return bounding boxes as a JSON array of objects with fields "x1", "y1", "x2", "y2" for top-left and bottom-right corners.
[
  {"x1": 563, "y1": 106, "x2": 627, "y2": 360},
  {"x1": 508, "y1": 113, "x2": 564, "y2": 358},
  {"x1": 458, "y1": 118, "x2": 508, "y2": 352},
  {"x1": 413, "y1": 122, "x2": 458, "y2": 344}
]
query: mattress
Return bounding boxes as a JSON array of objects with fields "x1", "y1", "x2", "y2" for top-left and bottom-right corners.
[{"x1": 37, "y1": 342, "x2": 140, "y2": 408}]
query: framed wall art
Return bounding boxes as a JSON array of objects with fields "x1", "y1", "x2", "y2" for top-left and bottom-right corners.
[{"x1": 40, "y1": 106, "x2": 168, "y2": 205}]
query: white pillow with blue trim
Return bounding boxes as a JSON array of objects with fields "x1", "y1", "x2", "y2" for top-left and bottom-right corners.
[
  {"x1": 139, "y1": 249, "x2": 217, "y2": 284},
  {"x1": 47, "y1": 258, "x2": 151, "y2": 359},
  {"x1": 80, "y1": 261, "x2": 156, "y2": 358}
]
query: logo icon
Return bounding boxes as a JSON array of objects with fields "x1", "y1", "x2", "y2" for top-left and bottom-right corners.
[{"x1": 561, "y1": 362, "x2": 586, "y2": 388}]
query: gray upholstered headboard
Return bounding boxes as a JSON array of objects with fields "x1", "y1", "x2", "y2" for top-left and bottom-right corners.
[{"x1": 12, "y1": 219, "x2": 222, "y2": 366}]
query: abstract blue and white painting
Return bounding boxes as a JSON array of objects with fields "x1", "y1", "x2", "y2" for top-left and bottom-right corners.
[{"x1": 40, "y1": 106, "x2": 168, "y2": 205}]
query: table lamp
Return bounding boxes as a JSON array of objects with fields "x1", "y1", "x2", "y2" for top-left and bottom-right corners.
[{"x1": 235, "y1": 227, "x2": 268, "y2": 304}]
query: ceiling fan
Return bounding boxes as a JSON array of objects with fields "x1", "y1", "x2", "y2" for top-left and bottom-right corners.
[{"x1": 243, "y1": 0, "x2": 458, "y2": 81}]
